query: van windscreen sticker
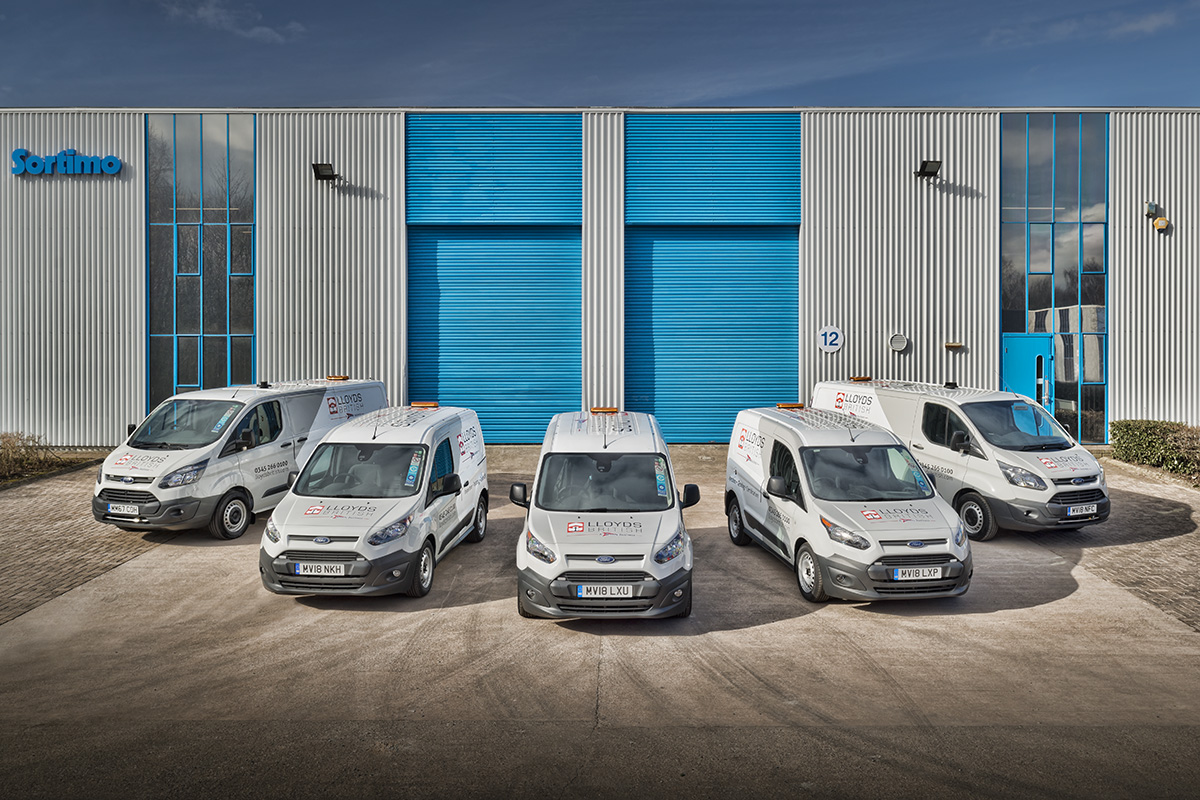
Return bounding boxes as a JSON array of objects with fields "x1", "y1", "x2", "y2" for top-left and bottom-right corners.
[
  {"x1": 211, "y1": 405, "x2": 240, "y2": 433},
  {"x1": 405, "y1": 451, "x2": 424, "y2": 486},
  {"x1": 654, "y1": 457, "x2": 668, "y2": 497},
  {"x1": 900, "y1": 450, "x2": 931, "y2": 492}
]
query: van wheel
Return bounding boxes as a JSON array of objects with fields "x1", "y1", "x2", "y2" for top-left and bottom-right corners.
[
  {"x1": 796, "y1": 543, "x2": 829, "y2": 602},
  {"x1": 208, "y1": 491, "x2": 250, "y2": 540},
  {"x1": 466, "y1": 496, "x2": 488, "y2": 543},
  {"x1": 408, "y1": 542, "x2": 435, "y2": 597},
  {"x1": 957, "y1": 492, "x2": 998, "y2": 541},
  {"x1": 727, "y1": 499, "x2": 751, "y2": 546}
]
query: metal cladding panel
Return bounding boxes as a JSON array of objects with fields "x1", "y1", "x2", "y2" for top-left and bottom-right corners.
[
  {"x1": 625, "y1": 226, "x2": 799, "y2": 442},
  {"x1": 406, "y1": 114, "x2": 581, "y2": 223},
  {"x1": 798, "y1": 111, "x2": 1000, "y2": 399},
  {"x1": 256, "y1": 112, "x2": 405, "y2": 403},
  {"x1": 625, "y1": 113, "x2": 801, "y2": 223},
  {"x1": 1, "y1": 111, "x2": 144, "y2": 446},
  {"x1": 583, "y1": 111, "x2": 625, "y2": 411},
  {"x1": 1110, "y1": 112, "x2": 1200, "y2": 426},
  {"x1": 408, "y1": 226, "x2": 582, "y2": 443}
]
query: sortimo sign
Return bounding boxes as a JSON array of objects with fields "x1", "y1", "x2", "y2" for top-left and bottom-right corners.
[{"x1": 11, "y1": 148, "x2": 123, "y2": 176}]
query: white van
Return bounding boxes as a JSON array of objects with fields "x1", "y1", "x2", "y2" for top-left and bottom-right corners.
[
  {"x1": 510, "y1": 409, "x2": 700, "y2": 619},
  {"x1": 809, "y1": 380, "x2": 1110, "y2": 541},
  {"x1": 259, "y1": 404, "x2": 488, "y2": 598},
  {"x1": 93, "y1": 378, "x2": 387, "y2": 539},
  {"x1": 725, "y1": 405, "x2": 971, "y2": 602}
]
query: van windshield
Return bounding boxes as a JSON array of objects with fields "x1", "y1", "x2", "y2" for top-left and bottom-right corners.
[
  {"x1": 294, "y1": 443, "x2": 426, "y2": 499},
  {"x1": 129, "y1": 399, "x2": 245, "y2": 449},
  {"x1": 801, "y1": 446, "x2": 934, "y2": 502},
  {"x1": 959, "y1": 400, "x2": 1073, "y2": 451},
  {"x1": 535, "y1": 453, "x2": 674, "y2": 512}
]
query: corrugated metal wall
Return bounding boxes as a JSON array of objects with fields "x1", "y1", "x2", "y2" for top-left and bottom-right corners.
[
  {"x1": 798, "y1": 111, "x2": 1001, "y2": 400},
  {"x1": 582, "y1": 111, "x2": 624, "y2": 410},
  {"x1": 1, "y1": 111, "x2": 144, "y2": 446},
  {"x1": 256, "y1": 112, "x2": 405, "y2": 403},
  {"x1": 1109, "y1": 112, "x2": 1200, "y2": 425}
]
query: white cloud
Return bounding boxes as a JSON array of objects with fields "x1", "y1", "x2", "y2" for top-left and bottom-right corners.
[
  {"x1": 1108, "y1": 10, "x2": 1176, "y2": 37},
  {"x1": 985, "y1": 5, "x2": 1185, "y2": 49},
  {"x1": 160, "y1": 1, "x2": 305, "y2": 44}
]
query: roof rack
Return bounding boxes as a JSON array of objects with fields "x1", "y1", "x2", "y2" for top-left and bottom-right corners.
[
  {"x1": 850, "y1": 376, "x2": 872, "y2": 382},
  {"x1": 590, "y1": 406, "x2": 618, "y2": 414},
  {"x1": 776, "y1": 402, "x2": 805, "y2": 409},
  {"x1": 410, "y1": 401, "x2": 439, "y2": 408}
]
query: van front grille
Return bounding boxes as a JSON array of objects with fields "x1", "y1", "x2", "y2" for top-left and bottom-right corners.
[
  {"x1": 874, "y1": 581, "x2": 961, "y2": 595},
  {"x1": 556, "y1": 603, "x2": 655, "y2": 614},
  {"x1": 559, "y1": 571, "x2": 649, "y2": 583},
  {"x1": 284, "y1": 550, "x2": 363, "y2": 562},
  {"x1": 877, "y1": 554, "x2": 955, "y2": 566},
  {"x1": 98, "y1": 488, "x2": 157, "y2": 504},
  {"x1": 278, "y1": 578, "x2": 366, "y2": 591},
  {"x1": 1050, "y1": 489, "x2": 1105, "y2": 505}
]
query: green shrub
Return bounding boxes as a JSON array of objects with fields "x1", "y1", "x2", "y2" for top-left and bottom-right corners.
[
  {"x1": 1110, "y1": 419, "x2": 1200, "y2": 483},
  {"x1": 0, "y1": 432, "x2": 65, "y2": 482}
]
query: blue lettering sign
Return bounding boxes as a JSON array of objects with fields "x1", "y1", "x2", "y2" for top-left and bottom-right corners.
[{"x1": 11, "y1": 148, "x2": 123, "y2": 176}]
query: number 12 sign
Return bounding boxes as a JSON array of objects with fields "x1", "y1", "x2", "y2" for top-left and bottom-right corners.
[{"x1": 817, "y1": 325, "x2": 844, "y2": 353}]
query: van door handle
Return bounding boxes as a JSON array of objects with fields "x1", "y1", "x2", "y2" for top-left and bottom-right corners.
[
  {"x1": 912, "y1": 443, "x2": 925, "y2": 450},
  {"x1": 280, "y1": 442, "x2": 291, "y2": 449},
  {"x1": 296, "y1": 437, "x2": 307, "y2": 444}
]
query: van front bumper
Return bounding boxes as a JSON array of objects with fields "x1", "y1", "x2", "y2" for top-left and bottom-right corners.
[
  {"x1": 517, "y1": 565, "x2": 691, "y2": 619},
  {"x1": 259, "y1": 546, "x2": 420, "y2": 596},
  {"x1": 818, "y1": 551, "x2": 973, "y2": 601},
  {"x1": 92, "y1": 492, "x2": 219, "y2": 531},
  {"x1": 988, "y1": 494, "x2": 1111, "y2": 532}
]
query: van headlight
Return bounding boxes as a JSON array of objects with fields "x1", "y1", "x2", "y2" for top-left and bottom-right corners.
[
  {"x1": 526, "y1": 530, "x2": 557, "y2": 564},
  {"x1": 1098, "y1": 464, "x2": 1107, "y2": 489},
  {"x1": 96, "y1": 464, "x2": 103, "y2": 484},
  {"x1": 265, "y1": 516, "x2": 281, "y2": 543},
  {"x1": 367, "y1": 515, "x2": 412, "y2": 547},
  {"x1": 997, "y1": 460, "x2": 1047, "y2": 491},
  {"x1": 820, "y1": 516, "x2": 871, "y2": 550},
  {"x1": 953, "y1": 520, "x2": 966, "y2": 548},
  {"x1": 653, "y1": 529, "x2": 689, "y2": 564},
  {"x1": 158, "y1": 460, "x2": 208, "y2": 489}
]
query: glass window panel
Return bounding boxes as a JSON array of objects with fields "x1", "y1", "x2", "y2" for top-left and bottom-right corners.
[
  {"x1": 1030, "y1": 224, "x2": 1053, "y2": 273},
  {"x1": 229, "y1": 276, "x2": 254, "y2": 335},
  {"x1": 1027, "y1": 115, "x2": 1054, "y2": 222},
  {"x1": 177, "y1": 336, "x2": 200, "y2": 386},
  {"x1": 231, "y1": 226, "x2": 253, "y2": 274},
  {"x1": 229, "y1": 115, "x2": 255, "y2": 224},
  {"x1": 1080, "y1": 113, "x2": 1107, "y2": 222},
  {"x1": 1001, "y1": 224, "x2": 1026, "y2": 333},
  {"x1": 1054, "y1": 333, "x2": 1079, "y2": 439},
  {"x1": 1055, "y1": 334, "x2": 1078, "y2": 384},
  {"x1": 1028, "y1": 275, "x2": 1052, "y2": 333},
  {"x1": 1082, "y1": 335, "x2": 1106, "y2": 383},
  {"x1": 147, "y1": 115, "x2": 175, "y2": 224},
  {"x1": 203, "y1": 114, "x2": 229, "y2": 224},
  {"x1": 148, "y1": 226, "x2": 175, "y2": 335},
  {"x1": 1054, "y1": 113, "x2": 1080, "y2": 222},
  {"x1": 1082, "y1": 223, "x2": 1105, "y2": 272},
  {"x1": 175, "y1": 276, "x2": 202, "y2": 334},
  {"x1": 1054, "y1": 381, "x2": 1079, "y2": 440},
  {"x1": 1081, "y1": 274, "x2": 1106, "y2": 332},
  {"x1": 231, "y1": 337, "x2": 254, "y2": 385},
  {"x1": 202, "y1": 336, "x2": 227, "y2": 389},
  {"x1": 1001, "y1": 114, "x2": 1027, "y2": 223},
  {"x1": 174, "y1": 114, "x2": 202, "y2": 224},
  {"x1": 149, "y1": 336, "x2": 176, "y2": 409},
  {"x1": 203, "y1": 226, "x2": 228, "y2": 335},
  {"x1": 177, "y1": 226, "x2": 199, "y2": 275},
  {"x1": 1054, "y1": 224, "x2": 1079, "y2": 312},
  {"x1": 1081, "y1": 384, "x2": 1106, "y2": 443}
]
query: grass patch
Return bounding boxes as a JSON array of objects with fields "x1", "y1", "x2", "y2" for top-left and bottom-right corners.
[{"x1": 0, "y1": 432, "x2": 103, "y2": 486}]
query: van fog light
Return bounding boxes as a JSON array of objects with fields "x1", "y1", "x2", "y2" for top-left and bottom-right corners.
[
  {"x1": 834, "y1": 574, "x2": 851, "y2": 586},
  {"x1": 391, "y1": 569, "x2": 403, "y2": 577},
  {"x1": 673, "y1": 589, "x2": 683, "y2": 598},
  {"x1": 526, "y1": 589, "x2": 537, "y2": 600}
]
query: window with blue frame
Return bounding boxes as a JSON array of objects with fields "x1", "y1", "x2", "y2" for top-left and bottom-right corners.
[
  {"x1": 1001, "y1": 112, "x2": 1107, "y2": 443},
  {"x1": 146, "y1": 114, "x2": 256, "y2": 410}
]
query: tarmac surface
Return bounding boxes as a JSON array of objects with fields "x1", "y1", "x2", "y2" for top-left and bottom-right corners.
[{"x1": 1, "y1": 445, "x2": 1198, "y2": 798}]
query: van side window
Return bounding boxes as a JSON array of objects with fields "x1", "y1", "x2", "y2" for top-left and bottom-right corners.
[
  {"x1": 922, "y1": 403, "x2": 969, "y2": 449},
  {"x1": 229, "y1": 401, "x2": 283, "y2": 450},
  {"x1": 769, "y1": 441, "x2": 803, "y2": 501},
  {"x1": 428, "y1": 439, "x2": 454, "y2": 497}
]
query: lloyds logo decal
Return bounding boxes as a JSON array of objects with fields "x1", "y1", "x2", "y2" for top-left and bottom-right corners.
[{"x1": 11, "y1": 148, "x2": 123, "y2": 176}]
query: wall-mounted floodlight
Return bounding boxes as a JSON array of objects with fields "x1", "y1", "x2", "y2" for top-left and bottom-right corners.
[
  {"x1": 914, "y1": 160, "x2": 941, "y2": 178},
  {"x1": 311, "y1": 163, "x2": 340, "y2": 181}
]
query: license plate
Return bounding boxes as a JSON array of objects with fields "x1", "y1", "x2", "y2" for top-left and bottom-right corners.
[
  {"x1": 893, "y1": 567, "x2": 943, "y2": 581},
  {"x1": 576, "y1": 584, "x2": 633, "y2": 599},
  {"x1": 106, "y1": 503, "x2": 138, "y2": 515},
  {"x1": 1067, "y1": 504, "x2": 1098, "y2": 517},
  {"x1": 294, "y1": 562, "x2": 346, "y2": 576}
]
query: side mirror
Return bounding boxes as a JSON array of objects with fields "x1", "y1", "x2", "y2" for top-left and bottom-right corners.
[
  {"x1": 510, "y1": 483, "x2": 529, "y2": 509},
  {"x1": 950, "y1": 431, "x2": 970, "y2": 454},
  {"x1": 442, "y1": 473, "x2": 462, "y2": 496},
  {"x1": 127, "y1": 422, "x2": 136, "y2": 437},
  {"x1": 766, "y1": 475, "x2": 789, "y2": 499},
  {"x1": 286, "y1": 471, "x2": 298, "y2": 488},
  {"x1": 681, "y1": 484, "x2": 701, "y2": 509},
  {"x1": 237, "y1": 430, "x2": 253, "y2": 451}
]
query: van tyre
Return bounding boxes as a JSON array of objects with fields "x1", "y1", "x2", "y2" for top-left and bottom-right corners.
[
  {"x1": 408, "y1": 542, "x2": 435, "y2": 597},
  {"x1": 727, "y1": 499, "x2": 751, "y2": 546},
  {"x1": 466, "y1": 496, "x2": 487, "y2": 543},
  {"x1": 208, "y1": 491, "x2": 250, "y2": 540},
  {"x1": 796, "y1": 543, "x2": 829, "y2": 602},
  {"x1": 957, "y1": 492, "x2": 998, "y2": 541}
]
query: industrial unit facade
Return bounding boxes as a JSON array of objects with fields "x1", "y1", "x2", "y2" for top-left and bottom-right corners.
[{"x1": 3, "y1": 108, "x2": 1197, "y2": 445}]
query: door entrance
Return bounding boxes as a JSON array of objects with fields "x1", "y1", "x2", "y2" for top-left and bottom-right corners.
[{"x1": 1002, "y1": 334, "x2": 1054, "y2": 411}]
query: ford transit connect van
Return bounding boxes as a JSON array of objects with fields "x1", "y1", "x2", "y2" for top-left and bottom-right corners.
[
  {"x1": 810, "y1": 380, "x2": 1110, "y2": 540},
  {"x1": 259, "y1": 404, "x2": 487, "y2": 597},
  {"x1": 726, "y1": 405, "x2": 971, "y2": 602},
  {"x1": 94, "y1": 378, "x2": 387, "y2": 539},
  {"x1": 510, "y1": 409, "x2": 700, "y2": 619}
]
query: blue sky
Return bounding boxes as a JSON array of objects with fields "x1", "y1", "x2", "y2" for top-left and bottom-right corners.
[{"x1": 3, "y1": 0, "x2": 1200, "y2": 107}]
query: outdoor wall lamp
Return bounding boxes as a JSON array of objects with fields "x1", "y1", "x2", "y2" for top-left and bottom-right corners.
[
  {"x1": 311, "y1": 163, "x2": 340, "y2": 181},
  {"x1": 914, "y1": 160, "x2": 941, "y2": 178}
]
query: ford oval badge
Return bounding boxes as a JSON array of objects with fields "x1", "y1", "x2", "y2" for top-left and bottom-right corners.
[
  {"x1": 1072, "y1": 477, "x2": 1087, "y2": 485},
  {"x1": 121, "y1": 476, "x2": 134, "y2": 484},
  {"x1": 907, "y1": 540, "x2": 926, "y2": 549},
  {"x1": 596, "y1": 555, "x2": 616, "y2": 564},
  {"x1": 313, "y1": 536, "x2": 331, "y2": 545}
]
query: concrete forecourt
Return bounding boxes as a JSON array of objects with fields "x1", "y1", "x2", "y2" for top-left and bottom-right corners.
[{"x1": 0, "y1": 446, "x2": 1198, "y2": 797}]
